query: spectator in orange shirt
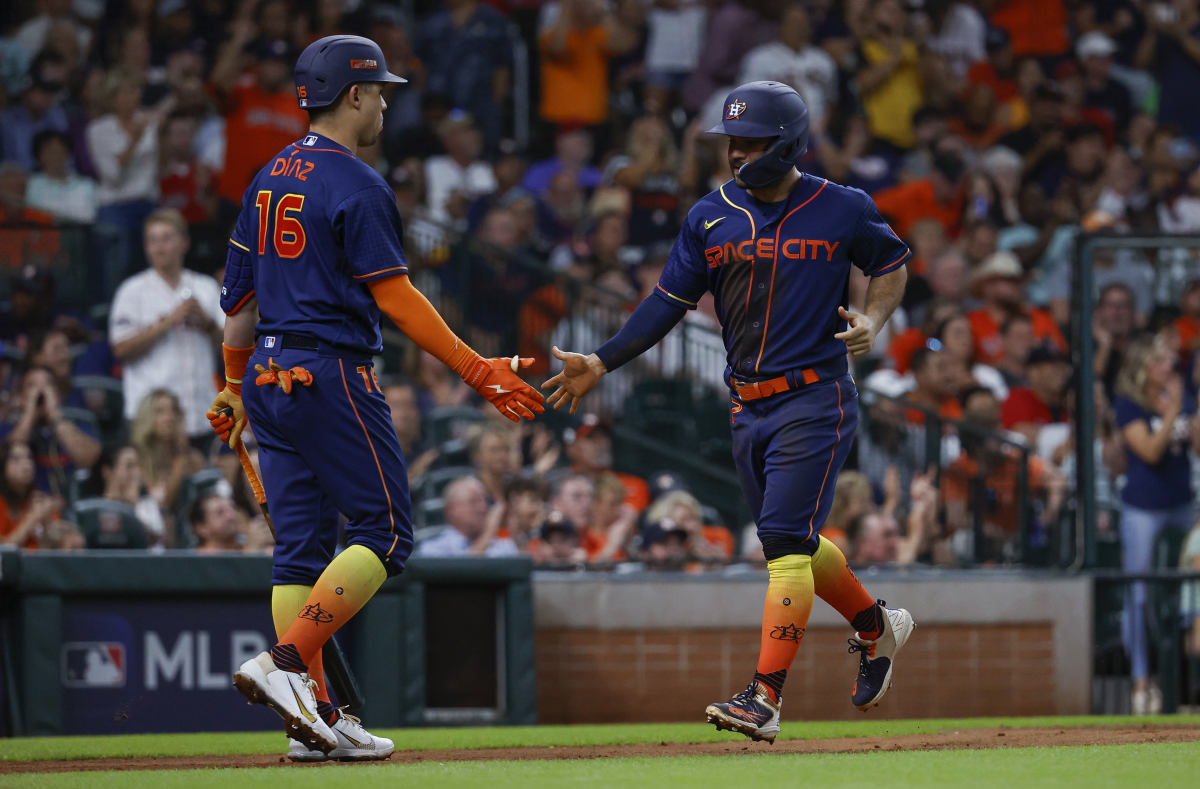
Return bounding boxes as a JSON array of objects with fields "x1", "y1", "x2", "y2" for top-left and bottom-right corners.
[
  {"x1": 966, "y1": 251, "x2": 1066, "y2": 364},
  {"x1": 0, "y1": 440, "x2": 60, "y2": 549},
  {"x1": 538, "y1": 0, "x2": 638, "y2": 130},
  {"x1": 967, "y1": 26, "x2": 1020, "y2": 105},
  {"x1": 871, "y1": 149, "x2": 966, "y2": 239},
  {"x1": 903, "y1": 346, "x2": 964, "y2": 425},
  {"x1": 989, "y1": 0, "x2": 1070, "y2": 59},
  {"x1": 946, "y1": 83, "x2": 1008, "y2": 153}
]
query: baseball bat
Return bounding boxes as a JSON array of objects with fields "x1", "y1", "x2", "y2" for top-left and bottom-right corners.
[{"x1": 217, "y1": 407, "x2": 365, "y2": 711}]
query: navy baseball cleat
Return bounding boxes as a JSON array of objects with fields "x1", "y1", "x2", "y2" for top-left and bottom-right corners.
[
  {"x1": 705, "y1": 681, "x2": 781, "y2": 743},
  {"x1": 848, "y1": 602, "x2": 915, "y2": 711}
]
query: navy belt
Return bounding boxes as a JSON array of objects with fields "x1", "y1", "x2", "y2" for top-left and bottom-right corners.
[{"x1": 259, "y1": 333, "x2": 370, "y2": 358}]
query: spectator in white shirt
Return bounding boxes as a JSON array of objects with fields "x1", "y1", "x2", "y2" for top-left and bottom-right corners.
[
  {"x1": 737, "y1": 3, "x2": 837, "y2": 131},
  {"x1": 415, "y1": 476, "x2": 519, "y2": 558},
  {"x1": 109, "y1": 208, "x2": 223, "y2": 440},
  {"x1": 25, "y1": 129, "x2": 96, "y2": 223},
  {"x1": 424, "y1": 111, "x2": 497, "y2": 225}
]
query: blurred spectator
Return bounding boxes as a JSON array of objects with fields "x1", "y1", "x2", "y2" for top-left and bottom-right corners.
[
  {"x1": 189, "y1": 491, "x2": 242, "y2": 552},
  {"x1": 538, "y1": 0, "x2": 637, "y2": 130},
  {"x1": 0, "y1": 366, "x2": 100, "y2": 497},
  {"x1": 739, "y1": 522, "x2": 765, "y2": 563},
  {"x1": 966, "y1": 251, "x2": 1067, "y2": 364},
  {"x1": 990, "y1": 0, "x2": 1070, "y2": 60},
  {"x1": 415, "y1": 476, "x2": 519, "y2": 557},
  {"x1": 0, "y1": 50, "x2": 70, "y2": 171},
  {"x1": 26, "y1": 328, "x2": 84, "y2": 408},
  {"x1": 0, "y1": 439, "x2": 60, "y2": 548},
  {"x1": 994, "y1": 312, "x2": 1035, "y2": 391},
  {"x1": 1182, "y1": 518, "x2": 1200, "y2": 659},
  {"x1": 497, "y1": 476, "x2": 549, "y2": 550},
  {"x1": 824, "y1": 470, "x2": 872, "y2": 554},
  {"x1": 382, "y1": 378, "x2": 438, "y2": 484},
  {"x1": 549, "y1": 472, "x2": 598, "y2": 552},
  {"x1": 737, "y1": 3, "x2": 836, "y2": 131},
  {"x1": 996, "y1": 82, "x2": 1065, "y2": 185},
  {"x1": 0, "y1": 265, "x2": 55, "y2": 347},
  {"x1": 931, "y1": 312, "x2": 1007, "y2": 401},
  {"x1": 681, "y1": 0, "x2": 769, "y2": 115},
  {"x1": 87, "y1": 68, "x2": 170, "y2": 288},
  {"x1": 857, "y1": 0, "x2": 923, "y2": 150},
  {"x1": 565, "y1": 414, "x2": 650, "y2": 510},
  {"x1": 1112, "y1": 332, "x2": 1200, "y2": 714},
  {"x1": 109, "y1": 209, "x2": 223, "y2": 440},
  {"x1": 40, "y1": 518, "x2": 85, "y2": 550},
  {"x1": 425, "y1": 111, "x2": 497, "y2": 224},
  {"x1": 14, "y1": 1, "x2": 93, "y2": 60},
  {"x1": 529, "y1": 512, "x2": 587, "y2": 566},
  {"x1": 521, "y1": 129, "x2": 600, "y2": 196},
  {"x1": 847, "y1": 511, "x2": 902, "y2": 566},
  {"x1": 209, "y1": 25, "x2": 307, "y2": 218},
  {"x1": 158, "y1": 110, "x2": 214, "y2": 224},
  {"x1": 642, "y1": 0, "x2": 706, "y2": 115},
  {"x1": 903, "y1": 346, "x2": 963, "y2": 424},
  {"x1": 639, "y1": 517, "x2": 693, "y2": 568},
  {"x1": 469, "y1": 422, "x2": 520, "y2": 503},
  {"x1": 965, "y1": 26, "x2": 1018, "y2": 107},
  {"x1": 1076, "y1": 32, "x2": 1133, "y2": 134},
  {"x1": 1135, "y1": 0, "x2": 1200, "y2": 141},
  {"x1": 1174, "y1": 280, "x2": 1200, "y2": 360},
  {"x1": 97, "y1": 443, "x2": 165, "y2": 546},
  {"x1": 947, "y1": 83, "x2": 1007, "y2": 153},
  {"x1": 417, "y1": 0, "x2": 512, "y2": 151},
  {"x1": 920, "y1": 1, "x2": 987, "y2": 86},
  {"x1": 587, "y1": 471, "x2": 638, "y2": 562},
  {"x1": 414, "y1": 350, "x2": 474, "y2": 411},
  {"x1": 1001, "y1": 346, "x2": 1071, "y2": 450},
  {"x1": 25, "y1": 129, "x2": 97, "y2": 223},
  {"x1": 131, "y1": 389, "x2": 205, "y2": 523},
  {"x1": 643, "y1": 489, "x2": 733, "y2": 560},
  {"x1": 872, "y1": 150, "x2": 965, "y2": 239},
  {"x1": 605, "y1": 114, "x2": 681, "y2": 245}
]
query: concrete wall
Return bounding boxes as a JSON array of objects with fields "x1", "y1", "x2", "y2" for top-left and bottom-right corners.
[{"x1": 533, "y1": 570, "x2": 1091, "y2": 723}]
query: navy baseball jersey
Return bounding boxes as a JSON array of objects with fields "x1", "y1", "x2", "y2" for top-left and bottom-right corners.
[
  {"x1": 221, "y1": 132, "x2": 407, "y2": 352},
  {"x1": 656, "y1": 174, "x2": 909, "y2": 379}
]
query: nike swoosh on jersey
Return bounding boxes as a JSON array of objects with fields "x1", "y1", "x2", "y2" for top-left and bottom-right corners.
[
  {"x1": 486, "y1": 384, "x2": 511, "y2": 394},
  {"x1": 704, "y1": 217, "x2": 726, "y2": 230}
]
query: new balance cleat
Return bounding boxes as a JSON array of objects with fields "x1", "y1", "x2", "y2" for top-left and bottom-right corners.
[
  {"x1": 233, "y1": 651, "x2": 337, "y2": 753},
  {"x1": 848, "y1": 602, "x2": 915, "y2": 711},
  {"x1": 288, "y1": 709, "x2": 395, "y2": 761},
  {"x1": 705, "y1": 681, "x2": 781, "y2": 743}
]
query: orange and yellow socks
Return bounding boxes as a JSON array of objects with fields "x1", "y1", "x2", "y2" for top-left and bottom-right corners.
[
  {"x1": 810, "y1": 536, "x2": 883, "y2": 640},
  {"x1": 753, "y1": 554, "x2": 814, "y2": 702},
  {"x1": 271, "y1": 584, "x2": 330, "y2": 702},
  {"x1": 271, "y1": 545, "x2": 387, "y2": 671}
]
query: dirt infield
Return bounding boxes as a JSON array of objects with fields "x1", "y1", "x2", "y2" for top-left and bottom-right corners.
[{"x1": 3, "y1": 725, "x2": 1197, "y2": 774}]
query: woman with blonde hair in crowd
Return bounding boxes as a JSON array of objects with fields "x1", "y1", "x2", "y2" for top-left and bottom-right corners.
[
  {"x1": 1112, "y1": 332, "x2": 1200, "y2": 714},
  {"x1": 131, "y1": 389, "x2": 204, "y2": 525}
]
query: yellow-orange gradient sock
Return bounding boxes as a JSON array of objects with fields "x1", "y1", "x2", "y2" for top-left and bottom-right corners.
[
  {"x1": 271, "y1": 585, "x2": 329, "y2": 703},
  {"x1": 753, "y1": 554, "x2": 813, "y2": 702},
  {"x1": 810, "y1": 536, "x2": 883, "y2": 639},
  {"x1": 271, "y1": 546, "x2": 386, "y2": 674}
]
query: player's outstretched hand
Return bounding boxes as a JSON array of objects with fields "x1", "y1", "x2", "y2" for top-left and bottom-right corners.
[
  {"x1": 541, "y1": 346, "x2": 607, "y2": 415},
  {"x1": 835, "y1": 306, "x2": 876, "y2": 358},
  {"x1": 207, "y1": 387, "x2": 246, "y2": 448},
  {"x1": 465, "y1": 355, "x2": 546, "y2": 422}
]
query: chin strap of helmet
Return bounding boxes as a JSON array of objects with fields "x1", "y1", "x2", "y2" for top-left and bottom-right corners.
[{"x1": 737, "y1": 135, "x2": 805, "y2": 189}]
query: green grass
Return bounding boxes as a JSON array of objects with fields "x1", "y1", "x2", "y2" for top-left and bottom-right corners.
[
  {"x1": 3, "y1": 743, "x2": 1199, "y2": 788},
  {"x1": 3, "y1": 715, "x2": 1198, "y2": 763}
]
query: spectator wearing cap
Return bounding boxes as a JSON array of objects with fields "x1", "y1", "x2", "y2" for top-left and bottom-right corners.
[
  {"x1": 425, "y1": 111, "x2": 497, "y2": 225},
  {"x1": 966, "y1": 251, "x2": 1067, "y2": 364},
  {"x1": 0, "y1": 50, "x2": 70, "y2": 171},
  {"x1": 856, "y1": 0, "x2": 923, "y2": 150},
  {"x1": 737, "y1": 3, "x2": 837, "y2": 132},
  {"x1": 208, "y1": 20, "x2": 307, "y2": 217},
  {"x1": 538, "y1": 0, "x2": 638, "y2": 132},
  {"x1": 1001, "y1": 346, "x2": 1070, "y2": 447},
  {"x1": 1076, "y1": 31, "x2": 1134, "y2": 132},
  {"x1": 416, "y1": 476, "x2": 520, "y2": 557},
  {"x1": 528, "y1": 512, "x2": 587, "y2": 566},
  {"x1": 1135, "y1": 0, "x2": 1200, "y2": 141},
  {"x1": 638, "y1": 517, "x2": 693, "y2": 568},
  {"x1": 966, "y1": 27, "x2": 1018, "y2": 105},
  {"x1": 416, "y1": 0, "x2": 513, "y2": 152},
  {"x1": 643, "y1": 489, "x2": 733, "y2": 561},
  {"x1": 871, "y1": 149, "x2": 965, "y2": 239},
  {"x1": 25, "y1": 129, "x2": 96, "y2": 223},
  {"x1": 109, "y1": 208, "x2": 223, "y2": 441},
  {"x1": 997, "y1": 81, "x2": 1065, "y2": 183},
  {"x1": 565, "y1": 415, "x2": 650, "y2": 511}
]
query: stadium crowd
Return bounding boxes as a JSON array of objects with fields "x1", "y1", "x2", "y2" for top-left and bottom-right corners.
[{"x1": 4, "y1": 0, "x2": 1200, "y2": 603}]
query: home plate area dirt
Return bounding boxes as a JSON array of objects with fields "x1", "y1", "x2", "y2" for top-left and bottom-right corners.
[{"x1": 4, "y1": 725, "x2": 1198, "y2": 773}]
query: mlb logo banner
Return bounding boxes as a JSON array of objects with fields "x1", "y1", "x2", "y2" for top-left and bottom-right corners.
[
  {"x1": 726, "y1": 100, "x2": 747, "y2": 120},
  {"x1": 62, "y1": 642, "x2": 126, "y2": 688}
]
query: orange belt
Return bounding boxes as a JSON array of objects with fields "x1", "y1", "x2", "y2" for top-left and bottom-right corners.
[{"x1": 732, "y1": 368, "x2": 820, "y2": 402}]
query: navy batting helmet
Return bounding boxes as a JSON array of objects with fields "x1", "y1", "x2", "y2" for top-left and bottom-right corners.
[
  {"x1": 294, "y1": 35, "x2": 407, "y2": 110},
  {"x1": 707, "y1": 81, "x2": 809, "y2": 189}
]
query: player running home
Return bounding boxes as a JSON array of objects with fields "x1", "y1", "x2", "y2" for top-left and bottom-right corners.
[
  {"x1": 206, "y1": 34, "x2": 544, "y2": 759},
  {"x1": 544, "y1": 81, "x2": 915, "y2": 743}
]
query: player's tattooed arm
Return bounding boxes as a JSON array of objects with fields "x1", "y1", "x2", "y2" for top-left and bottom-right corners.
[{"x1": 836, "y1": 266, "x2": 907, "y2": 358}]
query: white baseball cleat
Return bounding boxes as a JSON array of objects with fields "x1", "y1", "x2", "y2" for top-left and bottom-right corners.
[
  {"x1": 288, "y1": 710, "x2": 395, "y2": 761},
  {"x1": 233, "y1": 651, "x2": 336, "y2": 753},
  {"x1": 848, "y1": 603, "x2": 915, "y2": 711}
]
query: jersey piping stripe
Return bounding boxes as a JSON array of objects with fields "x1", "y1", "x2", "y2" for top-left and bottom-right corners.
[
  {"x1": 225, "y1": 289, "x2": 256, "y2": 316},
  {"x1": 754, "y1": 179, "x2": 828, "y2": 374},
  {"x1": 338, "y1": 359, "x2": 400, "y2": 560},
  {"x1": 290, "y1": 144, "x2": 355, "y2": 159},
  {"x1": 656, "y1": 283, "x2": 697, "y2": 308},
  {"x1": 352, "y1": 265, "x2": 409, "y2": 280},
  {"x1": 719, "y1": 183, "x2": 756, "y2": 239},
  {"x1": 874, "y1": 248, "x2": 911, "y2": 276},
  {"x1": 807, "y1": 378, "x2": 845, "y2": 542},
  {"x1": 229, "y1": 237, "x2": 251, "y2": 252}
]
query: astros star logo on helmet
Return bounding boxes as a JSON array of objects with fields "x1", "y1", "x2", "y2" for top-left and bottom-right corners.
[{"x1": 725, "y1": 100, "x2": 747, "y2": 120}]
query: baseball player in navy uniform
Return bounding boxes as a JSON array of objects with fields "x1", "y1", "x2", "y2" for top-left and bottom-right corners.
[
  {"x1": 207, "y1": 35, "x2": 544, "y2": 758},
  {"x1": 544, "y1": 82, "x2": 915, "y2": 742}
]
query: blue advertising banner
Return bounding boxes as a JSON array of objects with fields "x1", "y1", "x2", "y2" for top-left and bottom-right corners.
[{"x1": 61, "y1": 598, "x2": 283, "y2": 734}]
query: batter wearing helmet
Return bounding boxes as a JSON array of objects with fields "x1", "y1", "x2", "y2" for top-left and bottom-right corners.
[
  {"x1": 544, "y1": 81, "x2": 914, "y2": 742},
  {"x1": 209, "y1": 35, "x2": 544, "y2": 758}
]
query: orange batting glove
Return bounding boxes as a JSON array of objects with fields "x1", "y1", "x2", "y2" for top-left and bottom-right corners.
[
  {"x1": 254, "y1": 357, "x2": 314, "y2": 394},
  {"x1": 463, "y1": 355, "x2": 546, "y2": 422}
]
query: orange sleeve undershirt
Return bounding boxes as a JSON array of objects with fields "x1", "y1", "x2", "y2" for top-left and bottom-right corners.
[{"x1": 368, "y1": 274, "x2": 479, "y2": 379}]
